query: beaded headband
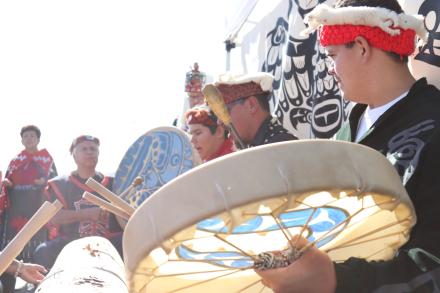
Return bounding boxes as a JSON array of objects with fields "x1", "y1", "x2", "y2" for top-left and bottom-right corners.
[
  {"x1": 70, "y1": 135, "x2": 100, "y2": 153},
  {"x1": 214, "y1": 72, "x2": 274, "y2": 104},
  {"x1": 185, "y1": 107, "x2": 218, "y2": 127}
]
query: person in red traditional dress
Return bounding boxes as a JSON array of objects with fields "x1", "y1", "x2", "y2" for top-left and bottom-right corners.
[
  {"x1": 0, "y1": 125, "x2": 57, "y2": 261},
  {"x1": 0, "y1": 125, "x2": 56, "y2": 292},
  {"x1": 185, "y1": 105, "x2": 235, "y2": 162}
]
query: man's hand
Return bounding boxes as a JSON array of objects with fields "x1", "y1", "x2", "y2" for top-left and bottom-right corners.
[
  {"x1": 50, "y1": 207, "x2": 105, "y2": 225},
  {"x1": 82, "y1": 207, "x2": 103, "y2": 222},
  {"x1": 255, "y1": 238, "x2": 336, "y2": 293},
  {"x1": 19, "y1": 263, "x2": 47, "y2": 284}
]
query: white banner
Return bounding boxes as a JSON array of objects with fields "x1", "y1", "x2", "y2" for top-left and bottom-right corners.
[{"x1": 403, "y1": 0, "x2": 440, "y2": 89}]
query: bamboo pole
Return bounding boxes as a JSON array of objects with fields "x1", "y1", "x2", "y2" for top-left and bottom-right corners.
[
  {"x1": 82, "y1": 192, "x2": 130, "y2": 221},
  {"x1": 0, "y1": 200, "x2": 63, "y2": 275},
  {"x1": 85, "y1": 178, "x2": 135, "y2": 216}
]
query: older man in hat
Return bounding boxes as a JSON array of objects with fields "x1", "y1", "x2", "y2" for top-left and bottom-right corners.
[
  {"x1": 213, "y1": 72, "x2": 297, "y2": 148},
  {"x1": 33, "y1": 135, "x2": 123, "y2": 270}
]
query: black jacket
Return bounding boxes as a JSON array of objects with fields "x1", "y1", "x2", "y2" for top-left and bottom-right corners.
[
  {"x1": 335, "y1": 78, "x2": 440, "y2": 292},
  {"x1": 250, "y1": 115, "x2": 298, "y2": 147}
]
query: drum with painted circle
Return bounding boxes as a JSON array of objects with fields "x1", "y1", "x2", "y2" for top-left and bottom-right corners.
[
  {"x1": 123, "y1": 139, "x2": 416, "y2": 293},
  {"x1": 113, "y1": 126, "x2": 201, "y2": 226}
]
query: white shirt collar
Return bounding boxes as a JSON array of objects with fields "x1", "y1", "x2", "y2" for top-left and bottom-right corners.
[{"x1": 355, "y1": 91, "x2": 408, "y2": 142}]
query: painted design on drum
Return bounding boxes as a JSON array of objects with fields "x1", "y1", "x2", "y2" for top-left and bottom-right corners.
[
  {"x1": 176, "y1": 245, "x2": 254, "y2": 269},
  {"x1": 114, "y1": 130, "x2": 195, "y2": 207},
  {"x1": 175, "y1": 207, "x2": 348, "y2": 269}
]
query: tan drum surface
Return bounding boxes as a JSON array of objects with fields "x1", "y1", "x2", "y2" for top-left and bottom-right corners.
[{"x1": 123, "y1": 140, "x2": 416, "y2": 293}]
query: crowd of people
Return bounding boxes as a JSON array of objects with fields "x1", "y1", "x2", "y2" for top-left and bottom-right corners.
[
  {"x1": 0, "y1": 64, "x2": 298, "y2": 293},
  {"x1": 1, "y1": 0, "x2": 440, "y2": 292},
  {"x1": 0, "y1": 131, "x2": 124, "y2": 292}
]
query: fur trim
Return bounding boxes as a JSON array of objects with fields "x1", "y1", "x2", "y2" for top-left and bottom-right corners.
[
  {"x1": 302, "y1": 4, "x2": 428, "y2": 44},
  {"x1": 217, "y1": 72, "x2": 274, "y2": 92}
]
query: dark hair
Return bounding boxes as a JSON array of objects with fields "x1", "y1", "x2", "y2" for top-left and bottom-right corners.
[
  {"x1": 335, "y1": 0, "x2": 403, "y2": 12},
  {"x1": 206, "y1": 111, "x2": 219, "y2": 135},
  {"x1": 255, "y1": 93, "x2": 271, "y2": 112},
  {"x1": 206, "y1": 111, "x2": 229, "y2": 139},
  {"x1": 185, "y1": 106, "x2": 229, "y2": 139},
  {"x1": 336, "y1": 0, "x2": 408, "y2": 63},
  {"x1": 20, "y1": 125, "x2": 41, "y2": 139}
]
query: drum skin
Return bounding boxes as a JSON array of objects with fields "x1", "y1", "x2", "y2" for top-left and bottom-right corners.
[{"x1": 123, "y1": 140, "x2": 416, "y2": 293}]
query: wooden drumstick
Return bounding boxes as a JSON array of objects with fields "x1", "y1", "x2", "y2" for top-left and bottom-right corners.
[
  {"x1": 85, "y1": 178, "x2": 135, "y2": 216},
  {"x1": 0, "y1": 200, "x2": 63, "y2": 275},
  {"x1": 119, "y1": 176, "x2": 143, "y2": 200},
  {"x1": 202, "y1": 84, "x2": 246, "y2": 149},
  {"x1": 83, "y1": 192, "x2": 130, "y2": 220}
]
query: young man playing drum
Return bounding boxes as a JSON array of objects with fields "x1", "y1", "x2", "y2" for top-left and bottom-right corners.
[{"x1": 256, "y1": 0, "x2": 440, "y2": 292}]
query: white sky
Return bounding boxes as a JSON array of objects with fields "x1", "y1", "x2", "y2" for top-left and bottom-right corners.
[{"x1": 0, "y1": 0, "x2": 240, "y2": 176}]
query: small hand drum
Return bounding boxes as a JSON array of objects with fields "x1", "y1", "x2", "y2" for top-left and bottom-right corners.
[
  {"x1": 113, "y1": 126, "x2": 201, "y2": 227},
  {"x1": 123, "y1": 140, "x2": 415, "y2": 293}
]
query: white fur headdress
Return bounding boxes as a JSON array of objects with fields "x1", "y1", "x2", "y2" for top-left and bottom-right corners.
[
  {"x1": 302, "y1": 4, "x2": 428, "y2": 44},
  {"x1": 217, "y1": 72, "x2": 274, "y2": 92}
]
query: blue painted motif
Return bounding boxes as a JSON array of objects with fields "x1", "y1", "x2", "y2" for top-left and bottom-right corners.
[
  {"x1": 114, "y1": 129, "x2": 196, "y2": 207},
  {"x1": 177, "y1": 207, "x2": 348, "y2": 268},
  {"x1": 176, "y1": 245, "x2": 254, "y2": 269}
]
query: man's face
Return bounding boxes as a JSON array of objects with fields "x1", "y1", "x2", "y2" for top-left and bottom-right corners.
[
  {"x1": 226, "y1": 98, "x2": 252, "y2": 144},
  {"x1": 21, "y1": 130, "x2": 39, "y2": 150},
  {"x1": 73, "y1": 140, "x2": 99, "y2": 169},
  {"x1": 188, "y1": 123, "x2": 223, "y2": 161},
  {"x1": 325, "y1": 44, "x2": 364, "y2": 103}
]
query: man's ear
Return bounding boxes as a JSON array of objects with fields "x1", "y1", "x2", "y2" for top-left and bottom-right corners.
[
  {"x1": 215, "y1": 125, "x2": 225, "y2": 138},
  {"x1": 354, "y1": 36, "x2": 371, "y2": 61},
  {"x1": 246, "y1": 96, "x2": 259, "y2": 114}
]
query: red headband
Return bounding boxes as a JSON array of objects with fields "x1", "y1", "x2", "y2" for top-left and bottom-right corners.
[
  {"x1": 185, "y1": 108, "x2": 217, "y2": 127},
  {"x1": 70, "y1": 135, "x2": 100, "y2": 153},
  {"x1": 320, "y1": 24, "x2": 416, "y2": 56}
]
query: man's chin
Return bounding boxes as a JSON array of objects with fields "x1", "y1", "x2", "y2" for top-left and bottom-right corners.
[{"x1": 86, "y1": 162, "x2": 98, "y2": 168}]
